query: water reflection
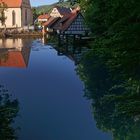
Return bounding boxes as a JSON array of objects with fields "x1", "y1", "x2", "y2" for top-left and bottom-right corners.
[
  {"x1": 43, "y1": 35, "x2": 90, "y2": 65},
  {"x1": 44, "y1": 35, "x2": 140, "y2": 139},
  {"x1": 0, "y1": 39, "x2": 31, "y2": 68},
  {"x1": 0, "y1": 37, "x2": 113, "y2": 140},
  {"x1": 0, "y1": 85, "x2": 19, "y2": 139},
  {"x1": 77, "y1": 49, "x2": 140, "y2": 139}
]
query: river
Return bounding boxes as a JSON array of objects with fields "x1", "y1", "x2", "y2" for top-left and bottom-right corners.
[{"x1": 0, "y1": 38, "x2": 112, "y2": 140}]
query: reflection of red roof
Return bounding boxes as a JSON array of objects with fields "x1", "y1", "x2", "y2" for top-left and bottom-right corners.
[
  {"x1": 1, "y1": 0, "x2": 22, "y2": 7},
  {"x1": 0, "y1": 51, "x2": 26, "y2": 68},
  {"x1": 38, "y1": 14, "x2": 50, "y2": 20}
]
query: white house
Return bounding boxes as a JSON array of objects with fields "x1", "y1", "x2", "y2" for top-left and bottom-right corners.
[
  {"x1": 38, "y1": 14, "x2": 50, "y2": 22},
  {"x1": 0, "y1": 0, "x2": 33, "y2": 28}
]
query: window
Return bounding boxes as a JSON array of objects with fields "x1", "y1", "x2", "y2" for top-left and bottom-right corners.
[
  {"x1": 25, "y1": 9, "x2": 27, "y2": 25},
  {"x1": 12, "y1": 10, "x2": 16, "y2": 26}
]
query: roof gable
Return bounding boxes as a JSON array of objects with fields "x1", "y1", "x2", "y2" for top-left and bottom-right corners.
[
  {"x1": 50, "y1": 6, "x2": 72, "y2": 17},
  {"x1": 56, "y1": 6, "x2": 71, "y2": 15}
]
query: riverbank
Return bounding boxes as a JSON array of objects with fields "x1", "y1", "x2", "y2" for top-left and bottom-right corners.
[{"x1": 0, "y1": 31, "x2": 43, "y2": 38}]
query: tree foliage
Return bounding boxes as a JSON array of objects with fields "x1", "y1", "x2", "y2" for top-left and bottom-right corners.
[
  {"x1": 0, "y1": 0, "x2": 7, "y2": 25},
  {"x1": 77, "y1": 0, "x2": 140, "y2": 139}
]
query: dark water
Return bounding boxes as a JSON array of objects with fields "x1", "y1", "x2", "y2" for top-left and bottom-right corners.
[{"x1": 0, "y1": 38, "x2": 112, "y2": 140}]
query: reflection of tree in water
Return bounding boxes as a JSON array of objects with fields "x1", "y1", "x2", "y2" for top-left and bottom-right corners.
[
  {"x1": 0, "y1": 85, "x2": 19, "y2": 140},
  {"x1": 77, "y1": 51, "x2": 140, "y2": 140},
  {"x1": 0, "y1": 49, "x2": 8, "y2": 63}
]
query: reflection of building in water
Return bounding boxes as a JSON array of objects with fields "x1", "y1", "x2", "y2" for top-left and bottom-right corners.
[
  {"x1": 0, "y1": 39, "x2": 31, "y2": 68},
  {"x1": 56, "y1": 42, "x2": 89, "y2": 65},
  {"x1": 42, "y1": 34, "x2": 50, "y2": 44},
  {"x1": 0, "y1": 38, "x2": 23, "y2": 50}
]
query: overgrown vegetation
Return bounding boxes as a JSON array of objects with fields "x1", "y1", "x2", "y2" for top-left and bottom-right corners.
[{"x1": 77, "y1": 0, "x2": 140, "y2": 139}]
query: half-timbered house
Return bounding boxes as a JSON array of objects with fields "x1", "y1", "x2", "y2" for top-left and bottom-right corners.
[
  {"x1": 42, "y1": 6, "x2": 90, "y2": 36},
  {"x1": 54, "y1": 11, "x2": 89, "y2": 36}
]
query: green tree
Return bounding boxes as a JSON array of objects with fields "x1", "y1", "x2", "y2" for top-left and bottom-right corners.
[
  {"x1": 0, "y1": 0, "x2": 7, "y2": 25},
  {"x1": 77, "y1": 0, "x2": 140, "y2": 139},
  {"x1": 32, "y1": 8, "x2": 38, "y2": 22}
]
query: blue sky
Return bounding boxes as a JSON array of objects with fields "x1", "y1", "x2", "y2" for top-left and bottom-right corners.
[{"x1": 30, "y1": 0, "x2": 58, "y2": 6}]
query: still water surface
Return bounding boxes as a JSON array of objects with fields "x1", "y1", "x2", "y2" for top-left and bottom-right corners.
[{"x1": 0, "y1": 38, "x2": 112, "y2": 140}]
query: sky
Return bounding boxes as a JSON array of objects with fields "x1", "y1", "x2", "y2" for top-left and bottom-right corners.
[{"x1": 30, "y1": 0, "x2": 58, "y2": 7}]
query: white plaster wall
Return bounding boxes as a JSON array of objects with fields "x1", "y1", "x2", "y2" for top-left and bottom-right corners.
[
  {"x1": 50, "y1": 8, "x2": 62, "y2": 18},
  {"x1": 38, "y1": 19, "x2": 48, "y2": 22},
  {"x1": 0, "y1": 8, "x2": 21, "y2": 28}
]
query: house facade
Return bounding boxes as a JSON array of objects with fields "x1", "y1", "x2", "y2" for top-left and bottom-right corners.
[
  {"x1": 39, "y1": 6, "x2": 90, "y2": 36},
  {"x1": 50, "y1": 6, "x2": 72, "y2": 18},
  {"x1": 0, "y1": 0, "x2": 33, "y2": 28},
  {"x1": 38, "y1": 14, "x2": 50, "y2": 22},
  {"x1": 54, "y1": 12, "x2": 89, "y2": 35}
]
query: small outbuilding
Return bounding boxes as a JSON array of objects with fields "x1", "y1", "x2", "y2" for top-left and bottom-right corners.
[
  {"x1": 42, "y1": 6, "x2": 90, "y2": 36},
  {"x1": 54, "y1": 11, "x2": 90, "y2": 36}
]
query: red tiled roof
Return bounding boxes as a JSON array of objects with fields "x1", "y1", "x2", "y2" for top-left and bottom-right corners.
[
  {"x1": 63, "y1": 13, "x2": 78, "y2": 31},
  {"x1": 43, "y1": 17, "x2": 60, "y2": 28},
  {"x1": 0, "y1": 0, "x2": 22, "y2": 7},
  {"x1": 38, "y1": 14, "x2": 50, "y2": 20},
  {"x1": 54, "y1": 12, "x2": 79, "y2": 31}
]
